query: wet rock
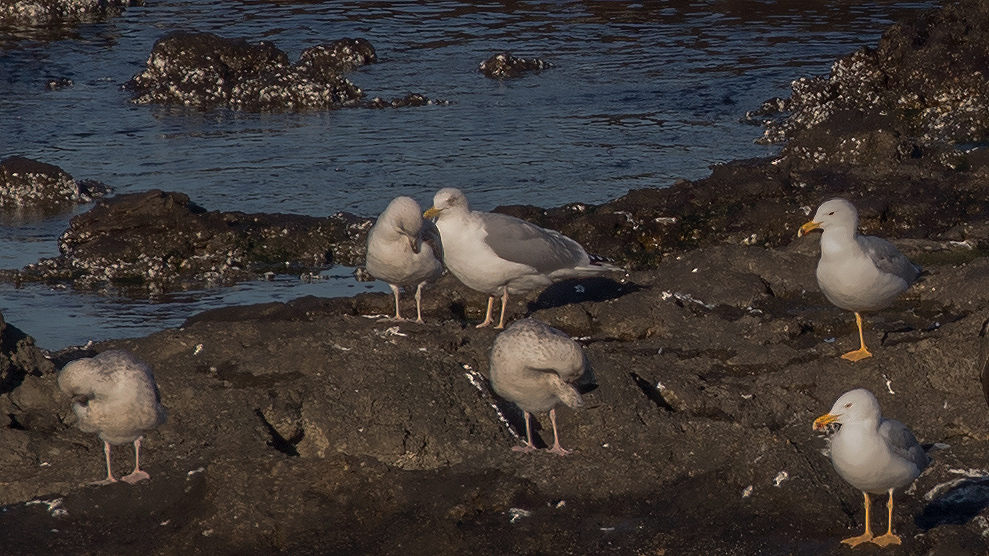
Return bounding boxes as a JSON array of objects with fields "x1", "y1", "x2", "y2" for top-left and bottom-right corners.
[
  {"x1": 479, "y1": 52, "x2": 553, "y2": 79},
  {"x1": 44, "y1": 77, "x2": 73, "y2": 90},
  {"x1": 0, "y1": 310, "x2": 60, "y2": 484},
  {"x1": 124, "y1": 32, "x2": 375, "y2": 111},
  {"x1": 751, "y1": 0, "x2": 989, "y2": 173},
  {"x1": 0, "y1": 0, "x2": 134, "y2": 29},
  {"x1": 365, "y1": 92, "x2": 450, "y2": 108},
  {"x1": 0, "y1": 311, "x2": 54, "y2": 396},
  {"x1": 9, "y1": 189, "x2": 372, "y2": 292},
  {"x1": 295, "y1": 38, "x2": 377, "y2": 75},
  {"x1": 0, "y1": 156, "x2": 108, "y2": 214}
]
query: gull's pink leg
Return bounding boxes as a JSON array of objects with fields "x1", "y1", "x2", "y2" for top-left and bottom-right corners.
[
  {"x1": 476, "y1": 295, "x2": 496, "y2": 328},
  {"x1": 91, "y1": 440, "x2": 118, "y2": 485},
  {"x1": 378, "y1": 284, "x2": 407, "y2": 322},
  {"x1": 495, "y1": 289, "x2": 510, "y2": 329},
  {"x1": 121, "y1": 437, "x2": 151, "y2": 484},
  {"x1": 512, "y1": 411, "x2": 538, "y2": 453},
  {"x1": 414, "y1": 282, "x2": 426, "y2": 324},
  {"x1": 546, "y1": 408, "x2": 572, "y2": 456}
]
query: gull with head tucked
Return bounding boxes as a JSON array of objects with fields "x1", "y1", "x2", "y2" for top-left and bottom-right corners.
[
  {"x1": 424, "y1": 187, "x2": 619, "y2": 328},
  {"x1": 813, "y1": 388, "x2": 930, "y2": 547},
  {"x1": 58, "y1": 350, "x2": 168, "y2": 485},
  {"x1": 366, "y1": 196, "x2": 445, "y2": 323},
  {"x1": 798, "y1": 198, "x2": 921, "y2": 361},
  {"x1": 489, "y1": 318, "x2": 594, "y2": 455}
]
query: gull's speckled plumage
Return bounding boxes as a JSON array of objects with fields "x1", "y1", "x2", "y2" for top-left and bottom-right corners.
[
  {"x1": 489, "y1": 318, "x2": 594, "y2": 455},
  {"x1": 58, "y1": 350, "x2": 167, "y2": 484}
]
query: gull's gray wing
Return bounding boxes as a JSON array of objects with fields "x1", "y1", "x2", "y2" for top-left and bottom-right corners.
[
  {"x1": 478, "y1": 212, "x2": 588, "y2": 273},
  {"x1": 880, "y1": 418, "x2": 931, "y2": 471},
  {"x1": 858, "y1": 235, "x2": 921, "y2": 283}
]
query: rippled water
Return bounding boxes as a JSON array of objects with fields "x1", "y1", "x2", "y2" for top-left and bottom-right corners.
[{"x1": 0, "y1": 0, "x2": 935, "y2": 349}]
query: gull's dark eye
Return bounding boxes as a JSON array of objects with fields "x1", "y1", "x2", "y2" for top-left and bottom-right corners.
[
  {"x1": 828, "y1": 211, "x2": 835, "y2": 216},
  {"x1": 844, "y1": 402, "x2": 852, "y2": 408}
]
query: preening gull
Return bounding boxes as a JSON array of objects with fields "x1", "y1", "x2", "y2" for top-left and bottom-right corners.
[
  {"x1": 58, "y1": 350, "x2": 168, "y2": 484},
  {"x1": 813, "y1": 388, "x2": 930, "y2": 547},
  {"x1": 798, "y1": 198, "x2": 921, "y2": 361},
  {"x1": 365, "y1": 196, "x2": 445, "y2": 323},
  {"x1": 489, "y1": 318, "x2": 594, "y2": 455},
  {"x1": 424, "y1": 187, "x2": 619, "y2": 328}
]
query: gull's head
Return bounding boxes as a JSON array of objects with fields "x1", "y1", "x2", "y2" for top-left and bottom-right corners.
[
  {"x1": 813, "y1": 388, "x2": 881, "y2": 430},
  {"x1": 379, "y1": 196, "x2": 424, "y2": 238},
  {"x1": 798, "y1": 198, "x2": 859, "y2": 238},
  {"x1": 423, "y1": 188, "x2": 468, "y2": 220}
]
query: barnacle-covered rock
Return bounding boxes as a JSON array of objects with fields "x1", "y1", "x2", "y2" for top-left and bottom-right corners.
[
  {"x1": 751, "y1": 0, "x2": 989, "y2": 171},
  {"x1": 13, "y1": 189, "x2": 372, "y2": 292},
  {"x1": 479, "y1": 52, "x2": 553, "y2": 79},
  {"x1": 0, "y1": 157, "x2": 108, "y2": 214},
  {"x1": 124, "y1": 32, "x2": 375, "y2": 112}
]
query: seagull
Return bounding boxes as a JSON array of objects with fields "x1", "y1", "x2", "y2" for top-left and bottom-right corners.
[
  {"x1": 798, "y1": 198, "x2": 921, "y2": 361},
  {"x1": 423, "y1": 187, "x2": 619, "y2": 328},
  {"x1": 58, "y1": 350, "x2": 168, "y2": 485},
  {"x1": 813, "y1": 388, "x2": 930, "y2": 547},
  {"x1": 489, "y1": 318, "x2": 594, "y2": 455},
  {"x1": 365, "y1": 196, "x2": 444, "y2": 323}
]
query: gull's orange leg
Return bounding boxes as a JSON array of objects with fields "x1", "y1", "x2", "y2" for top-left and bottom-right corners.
[
  {"x1": 871, "y1": 489, "x2": 902, "y2": 547},
  {"x1": 842, "y1": 312, "x2": 874, "y2": 362},
  {"x1": 476, "y1": 296, "x2": 496, "y2": 328},
  {"x1": 842, "y1": 491, "x2": 875, "y2": 547}
]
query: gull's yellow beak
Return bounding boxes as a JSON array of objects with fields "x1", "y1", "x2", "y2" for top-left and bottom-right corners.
[
  {"x1": 798, "y1": 220, "x2": 822, "y2": 238},
  {"x1": 813, "y1": 412, "x2": 839, "y2": 431},
  {"x1": 423, "y1": 207, "x2": 441, "y2": 219}
]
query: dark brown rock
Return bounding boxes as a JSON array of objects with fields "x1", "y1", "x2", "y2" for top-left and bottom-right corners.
[
  {"x1": 296, "y1": 38, "x2": 377, "y2": 77},
  {"x1": 1, "y1": 239, "x2": 987, "y2": 554},
  {"x1": 751, "y1": 0, "x2": 989, "y2": 173},
  {"x1": 124, "y1": 32, "x2": 373, "y2": 111},
  {"x1": 124, "y1": 32, "x2": 449, "y2": 112},
  {"x1": 479, "y1": 52, "x2": 553, "y2": 79},
  {"x1": 0, "y1": 156, "x2": 107, "y2": 214},
  {"x1": 0, "y1": 0, "x2": 134, "y2": 29},
  {"x1": 12, "y1": 189, "x2": 371, "y2": 291}
]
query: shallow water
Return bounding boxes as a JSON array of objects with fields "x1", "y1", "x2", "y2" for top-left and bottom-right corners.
[{"x1": 0, "y1": 0, "x2": 935, "y2": 349}]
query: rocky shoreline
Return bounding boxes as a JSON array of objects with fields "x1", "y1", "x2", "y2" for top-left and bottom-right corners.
[{"x1": 3, "y1": 1, "x2": 989, "y2": 555}]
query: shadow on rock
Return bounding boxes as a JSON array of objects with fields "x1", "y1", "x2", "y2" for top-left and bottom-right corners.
[
  {"x1": 531, "y1": 277, "x2": 639, "y2": 312},
  {"x1": 917, "y1": 477, "x2": 989, "y2": 530}
]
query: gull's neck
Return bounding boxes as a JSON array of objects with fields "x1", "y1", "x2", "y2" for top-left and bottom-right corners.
[{"x1": 820, "y1": 226, "x2": 860, "y2": 259}]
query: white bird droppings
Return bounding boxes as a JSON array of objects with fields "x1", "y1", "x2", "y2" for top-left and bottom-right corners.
[{"x1": 508, "y1": 507, "x2": 531, "y2": 523}]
